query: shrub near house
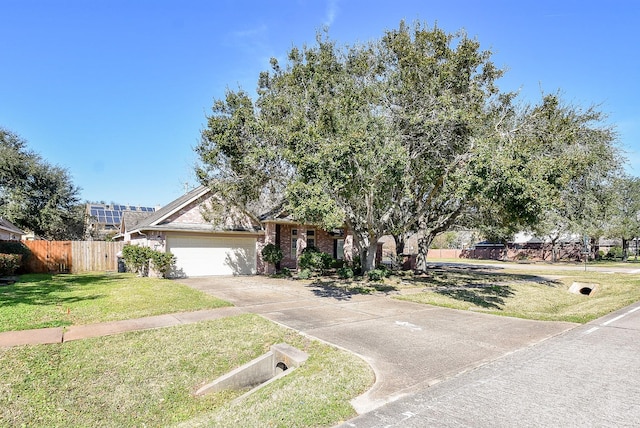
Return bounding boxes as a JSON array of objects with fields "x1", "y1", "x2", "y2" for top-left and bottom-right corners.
[
  {"x1": 0, "y1": 240, "x2": 29, "y2": 275},
  {"x1": 0, "y1": 254, "x2": 21, "y2": 276},
  {"x1": 121, "y1": 245, "x2": 176, "y2": 278}
]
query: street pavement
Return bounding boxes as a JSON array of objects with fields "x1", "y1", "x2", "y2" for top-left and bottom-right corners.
[{"x1": 340, "y1": 300, "x2": 640, "y2": 427}]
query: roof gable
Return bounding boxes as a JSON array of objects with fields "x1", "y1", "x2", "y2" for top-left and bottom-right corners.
[
  {"x1": 123, "y1": 186, "x2": 261, "y2": 234},
  {"x1": 129, "y1": 186, "x2": 210, "y2": 231},
  {"x1": 0, "y1": 218, "x2": 25, "y2": 235}
]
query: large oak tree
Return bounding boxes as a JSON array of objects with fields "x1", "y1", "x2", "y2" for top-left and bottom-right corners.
[{"x1": 196, "y1": 22, "x2": 620, "y2": 272}]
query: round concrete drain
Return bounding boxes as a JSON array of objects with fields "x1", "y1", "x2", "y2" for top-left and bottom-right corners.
[{"x1": 569, "y1": 282, "x2": 598, "y2": 296}]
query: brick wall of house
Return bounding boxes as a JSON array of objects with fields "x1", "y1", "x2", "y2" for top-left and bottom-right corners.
[
  {"x1": 277, "y1": 223, "x2": 303, "y2": 270},
  {"x1": 256, "y1": 234, "x2": 266, "y2": 274},
  {"x1": 262, "y1": 222, "x2": 352, "y2": 272},
  {"x1": 164, "y1": 196, "x2": 208, "y2": 224}
]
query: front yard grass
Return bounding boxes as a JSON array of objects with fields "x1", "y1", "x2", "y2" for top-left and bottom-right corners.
[
  {"x1": 0, "y1": 314, "x2": 373, "y2": 427},
  {"x1": 0, "y1": 273, "x2": 230, "y2": 332},
  {"x1": 312, "y1": 265, "x2": 640, "y2": 324}
]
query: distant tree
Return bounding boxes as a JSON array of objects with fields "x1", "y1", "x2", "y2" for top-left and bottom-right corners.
[
  {"x1": 607, "y1": 176, "x2": 640, "y2": 261},
  {"x1": 513, "y1": 95, "x2": 622, "y2": 261},
  {"x1": 0, "y1": 127, "x2": 84, "y2": 240}
]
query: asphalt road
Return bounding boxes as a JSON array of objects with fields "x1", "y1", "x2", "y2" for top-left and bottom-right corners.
[{"x1": 340, "y1": 300, "x2": 640, "y2": 427}]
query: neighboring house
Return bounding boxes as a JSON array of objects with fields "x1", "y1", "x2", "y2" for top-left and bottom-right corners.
[
  {"x1": 0, "y1": 218, "x2": 25, "y2": 241},
  {"x1": 85, "y1": 203, "x2": 156, "y2": 240},
  {"x1": 116, "y1": 186, "x2": 355, "y2": 277}
]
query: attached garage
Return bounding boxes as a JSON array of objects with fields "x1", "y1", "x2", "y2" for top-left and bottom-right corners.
[{"x1": 166, "y1": 234, "x2": 257, "y2": 277}]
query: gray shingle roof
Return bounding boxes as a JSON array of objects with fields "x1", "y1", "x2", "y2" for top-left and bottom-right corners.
[
  {"x1": 121, "y1": 211, "x2": 153, "y2": 231},
  {"x1": 0, "y1": 217, "x2": 25, "y2": 235},
  {"x1": 126, "y1": 186, "x2": 210, "y2": 233}
]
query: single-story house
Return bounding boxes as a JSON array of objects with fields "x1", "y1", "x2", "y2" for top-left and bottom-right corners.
[
  {"x1": 116, "y1": 186, "x2": 354, "y2": 277},
  {"x1": 0, "y1": 218, "x2": 25, "y2": 241},
  {"x1": 260, "y1": 209, "x2": 353, "y2": 272}
]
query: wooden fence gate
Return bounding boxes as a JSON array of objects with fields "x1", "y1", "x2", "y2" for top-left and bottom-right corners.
[{"x1": 21, "y1": 241, "x2": 125, "y2": 274}]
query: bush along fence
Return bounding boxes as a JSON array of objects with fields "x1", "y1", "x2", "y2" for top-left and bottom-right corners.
[
  {"x1": 0, "y1": 240, "x2": 125, "y2": 274},
  {"x1": 120, "y1": 244, "x2": 176, "y2": 278}
]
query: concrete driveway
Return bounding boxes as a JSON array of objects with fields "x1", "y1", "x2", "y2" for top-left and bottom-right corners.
[{"x1": 178, "y1": 275, "x2": 576, "y2": 414}]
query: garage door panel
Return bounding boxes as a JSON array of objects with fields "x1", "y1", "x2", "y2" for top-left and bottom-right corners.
[{"x1": 166, "y1": 235, "x2": 256, "y2": 277}]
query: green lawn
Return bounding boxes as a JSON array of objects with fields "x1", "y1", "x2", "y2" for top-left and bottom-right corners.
[
  {"x1": 0, "y1": 314, "x2": 373, "y2": 427},
  {"x1": 395, "y1": 267, "x2": 640, "y2": 323},
  {"x1": 0, "y1": 273, "x2": 230, "y2": 332},
  {"x1": 314, "y1": 264, "x2": 640, "y2": 324}
]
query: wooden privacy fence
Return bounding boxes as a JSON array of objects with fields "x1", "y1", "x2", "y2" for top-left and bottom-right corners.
[
  {"x1": 71, "y1": 241, "x2": 125, "y2": 273},
  {"x1": 21, "y1": 241, "x2": 125, "y2": 274}
]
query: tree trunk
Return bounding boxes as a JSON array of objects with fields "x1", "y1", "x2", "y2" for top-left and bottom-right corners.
[
  {"x1": 622, "y1": 238, "x2": 629, "y2": 262},
  {"x1": 415, "y1": 232, "x2": 435, "y2": 272},
  {"x1": 352, "y1": 231, "x2": 378, "y2": 273},
  {"x1": 392, "y1": 231, "x2": 412, "y2": 269},
  {"x1": 590, "y1": 237, "x2": 599, "y2": 261},
  {"x1": 365, "y1": 241, "x2": 378, "y2": 272},
  {"x1": 393, "y1": 233, "x2": 406, "y2": 257}
]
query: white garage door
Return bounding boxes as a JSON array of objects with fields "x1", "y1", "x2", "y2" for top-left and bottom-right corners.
[{"x1": 166, "y1": 234, "x2": 257, "y2": 276}]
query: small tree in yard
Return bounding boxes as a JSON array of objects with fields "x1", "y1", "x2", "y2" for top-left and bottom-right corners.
[{"x1": 261, "y1": 243, "x2": 283, "y2": 272}]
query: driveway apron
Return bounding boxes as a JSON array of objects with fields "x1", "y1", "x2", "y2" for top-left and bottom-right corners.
[{"x1": 177, "y1": 276, "x2": 576, "y2": 413}]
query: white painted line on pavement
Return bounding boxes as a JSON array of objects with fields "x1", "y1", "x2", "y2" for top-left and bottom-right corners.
[
  {"x1": 603, "y1": 314, "x2": 627, "y2": 326},
  {"x1": 598, "y1": 305, "x2": 639, "y2": 327},
  {"x1": 584, "y1": 327, "x2": 599, "y2": 335},
  {"x1": 395, "y1": 321, "x2": 422, "y2": 331}
]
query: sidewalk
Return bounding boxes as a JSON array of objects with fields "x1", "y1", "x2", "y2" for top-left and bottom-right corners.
[{"x1": 0, "y1": 306, "x2": 246, "y2": 347}]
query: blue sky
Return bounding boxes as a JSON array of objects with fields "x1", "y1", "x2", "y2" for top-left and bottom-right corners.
[{"x1": 1, "y1": 0, "x2": 638, "y2": 207}]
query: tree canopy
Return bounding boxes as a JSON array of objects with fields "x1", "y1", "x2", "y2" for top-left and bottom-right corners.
[
  {"x1": 196, "y1": 21, "x2": 621, "y2": 271},
  {"x1": 0, "y1": 127, "x2": 85, "y2": 240}
]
